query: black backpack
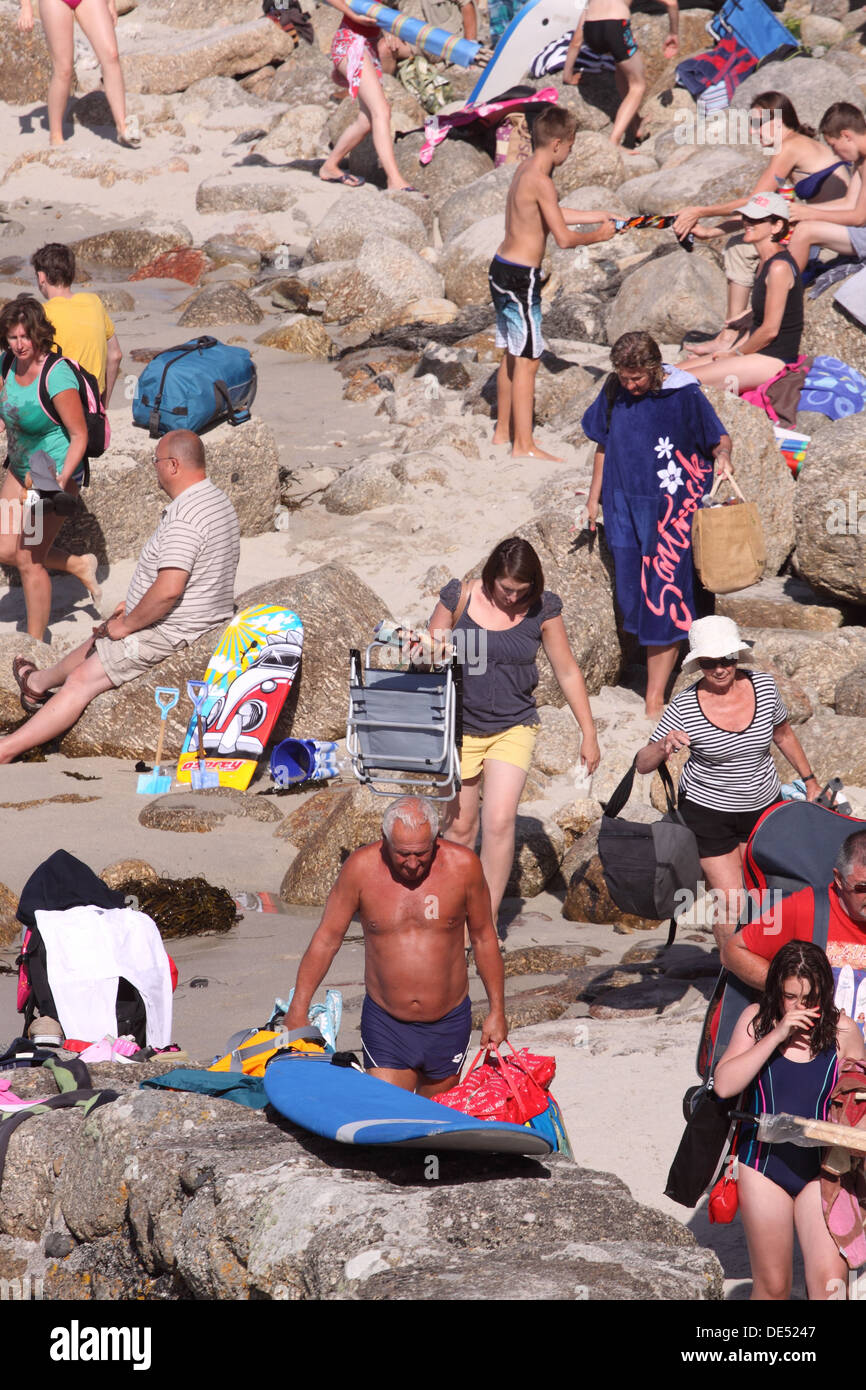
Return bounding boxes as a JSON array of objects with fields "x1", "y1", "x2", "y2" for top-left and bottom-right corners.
[
  {"x1": 1, "y1": 348, "x2": 107, "y2": 485},
  {"x1": 597, "y1": 757, "x2": 702, "y2": 947}
]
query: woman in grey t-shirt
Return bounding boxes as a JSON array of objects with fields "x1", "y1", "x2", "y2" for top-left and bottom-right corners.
[{"x1": 427, "y1": 537, "x2": 600, "y2": 936}]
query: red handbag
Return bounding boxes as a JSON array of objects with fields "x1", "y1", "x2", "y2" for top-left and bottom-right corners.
[
  {"x1": 707, "y1": 1134, "x2": 740, "y2": 1225},
  {"x1": 434, "y1": 1041, "x2": 552, "y2": 1124}
]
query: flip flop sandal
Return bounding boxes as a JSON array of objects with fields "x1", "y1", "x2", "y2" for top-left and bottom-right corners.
[
  {"x1": 320, "y1": 172, "x2": 365, "y2": 187},
  {"x1": 389, "y1": 186, "x2": 428, "y2": 197},
  {"x1": 12, "y1": 656, "x2": 49, "y2": 714}
]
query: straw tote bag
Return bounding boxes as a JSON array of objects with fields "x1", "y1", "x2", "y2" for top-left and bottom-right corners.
[{"x1": 691, "y1": 475, "x2": 766, "y2": 595}]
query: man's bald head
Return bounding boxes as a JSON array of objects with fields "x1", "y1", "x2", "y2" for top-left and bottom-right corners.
[{"x1": 161, "y1": 430, "x2": 206, "y2": 473}]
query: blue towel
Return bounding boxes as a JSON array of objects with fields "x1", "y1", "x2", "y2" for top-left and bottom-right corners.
[
  {"x1": 141, "y1": 1068, "x2": 268, "y2": 1109},
  {"x1": 799, "y1": 355, "x2": 866, "y2": 420},
  {"x1": 582, "y1": 373, "x2": 726, "y2": 646}
]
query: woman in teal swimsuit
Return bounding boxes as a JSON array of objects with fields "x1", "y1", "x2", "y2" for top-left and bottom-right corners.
[
  {"x1": 715, "y1": 942, "x2": 865, "y2": 1300},
  {"x1": 0, "y1": 296, "x2": 100, "y2": 643}
]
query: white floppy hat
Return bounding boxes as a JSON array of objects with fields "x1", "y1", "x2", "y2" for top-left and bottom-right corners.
[{"x1": 681, "y1": 616, "x2": 754, "y2": 674}]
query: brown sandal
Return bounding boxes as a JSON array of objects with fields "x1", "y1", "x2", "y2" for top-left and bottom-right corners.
[{"x1": 12, "y1": 656, "x2": 48, "y2": 714}]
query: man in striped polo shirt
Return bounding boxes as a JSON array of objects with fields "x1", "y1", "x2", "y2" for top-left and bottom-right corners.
[{"x1": 2, "y1": 430, "x2": 240, "y2": 760}]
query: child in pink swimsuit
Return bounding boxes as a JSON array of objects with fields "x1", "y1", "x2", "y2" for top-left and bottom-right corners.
[
  {"x1": 330, "y1": 13, "x2": 383, "y2": 99},
  {"x1": 319, "y1": 0, "x2": 422, "y2": 193}
]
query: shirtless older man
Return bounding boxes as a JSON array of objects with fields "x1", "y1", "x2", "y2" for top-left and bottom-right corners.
[{"x1": 284, "y1": 795, "x2": 507, "y2": 1096}]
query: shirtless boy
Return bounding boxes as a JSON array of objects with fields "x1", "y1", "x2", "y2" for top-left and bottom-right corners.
[
  {"x1": 562, "y1": 0, "x2": 679, "y2": 149},
  {"x1": 787, "y1": 103, "x2": 866, "y2": 272},
  {"x1": 284, "y1": 796, "x2": 506, "y2": 1097},
  {"x1": 489, "y1": 105, "x2": 615, "y2": 462}
]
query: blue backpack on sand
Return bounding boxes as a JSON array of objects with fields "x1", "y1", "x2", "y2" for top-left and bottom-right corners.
[{"x1": 132, "y1": 335, "x2": 257, "y2": 438}]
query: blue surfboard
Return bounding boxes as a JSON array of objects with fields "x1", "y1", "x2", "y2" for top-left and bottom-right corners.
[{"x1": 264, "y1": 1056, "x2": 553, "y2": 1155}]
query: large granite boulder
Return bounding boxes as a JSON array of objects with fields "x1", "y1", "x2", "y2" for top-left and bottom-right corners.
[
  {"x1": 0, "y1": 566, "x2": 386, "y2": 758},
  {"x1": 793, "y1": 413, "x2": 866, "y2": 604},
  {"x1": 771, "y1": 713, "x2": 866, "y2": 788},
  {"x1": 730, "y1": 57, "x2": 866, "y2": 130},
  {"x1": 121, "y1": 19, "x2": 298, "y2": 95},
  {"x1": 151, "y1": 0, "x2": 263, "y2": 26},
  {"x1": 505, "y1": 815, "x2": 569, "y2": 898},
  {"x1": 322, "y1": 458, "x2": 407, "y2": 515},
  {"x1": 252, "y1": 46, "x2": 336, "y2": 108},
  {"x1": 511, "y1": 506, "x2": 621, "y2": 701},
  {"x1": 306, "y1": 189, "x2": 428, "y2": 264},
  {"x1": 195, "y1": 171, "x2": 298, "y2": 215},
  {"x1": 556, "y1": 132, "x2": 625, "y2": 194},
  {"x1": 542, "y1": 290, "x2": 608, "y2": 344},
  {"x1": 439, "y1": 215, "x2": 507, "y2": 307},
  {"x1": 532, "y1": 359, "x2": 596, "y2": 426},
  {"x1": 351, "y1": 131, "x2": 493, "y2": 209},
  {"x1": 716, "y1": 576, "x2": 845, "y2": 633},
  {"x1": 278, "y1": 783, "x2": 386, "y2": 905},
  {"x1": 0, "y1": 13, "x2": 55, "y2": 103},
  {"x1": 0, "y1": 1069, "x2": 722, "y2": 1300},
  {"x1": 251, "y1": 104, "x2": 328, "y2": 160},
  {"x1": 71, "y1": 224, "x2": 192, "y2": 271},
  {"x1": 606, "y1": 249, "x2": 727, "y2": 345},
  {"x1": 615, "y1": 146, "x2": 766, "y2": 216},
  {"x1": 552, "y1": 80, "x2": 613, "y2": 133},
  {"x1": 438, "y1": 166, "x2": 515, "y2": 244},
  {"x1": 61, "y1": 418, "x2": 280, "y2": 566},
  {"x1": 172, "y1": 73, "x2": 284, "y2": 133},
  {"x1": 800, "y1": 291, "x2": 866, "y2": 378},
  {"x1": 836, "y1": 666, "x2": 866, "y2": 717},
  {"x1": 743, "y1": 627, "x2": 866, "y2": 707},
  {"x1": 295, "y1": 237, "x2": 444, "y2": 335},
  {"x1": 177, "y1": 283, "x2": 264, "y2": 328}
]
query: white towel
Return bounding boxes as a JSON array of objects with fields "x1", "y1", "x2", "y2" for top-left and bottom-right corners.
[{"x1": 35, "y1": 906, "x2": 173, "y2": 1047}]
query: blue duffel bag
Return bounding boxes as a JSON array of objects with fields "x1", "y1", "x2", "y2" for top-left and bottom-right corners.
[{"x1": 132, "y1": 335, "x2": 257, "y2": 438}]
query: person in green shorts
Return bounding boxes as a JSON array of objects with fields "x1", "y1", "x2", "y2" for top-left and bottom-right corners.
[{"x1": 0, "y1": 294, "x2": 101, "y2": 640}]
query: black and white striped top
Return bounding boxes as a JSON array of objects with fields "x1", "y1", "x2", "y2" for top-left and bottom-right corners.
[
  {"x1": 650, "y1": 670, "x2": 788, "y2": 811},
  {"x1": 125, "y1": 479, "x2": 240, "y2": 647}
]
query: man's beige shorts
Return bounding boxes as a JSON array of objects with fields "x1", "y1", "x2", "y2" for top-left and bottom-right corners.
[
  {"x1": 723, "y1": 233, "x2": 760, "y2": 288},
  {"x1": 95, "y1": 628, "x2": 184, "y2": 688}
]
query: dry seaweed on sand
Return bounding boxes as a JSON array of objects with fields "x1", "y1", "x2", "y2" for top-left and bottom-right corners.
[{"x1": 114, "y1": 875, "x2": 240, "y2": 938}]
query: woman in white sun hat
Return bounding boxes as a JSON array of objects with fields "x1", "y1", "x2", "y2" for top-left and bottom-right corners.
[{"x1": 635, "y1": 615, "x2": 819, "y2": 946}]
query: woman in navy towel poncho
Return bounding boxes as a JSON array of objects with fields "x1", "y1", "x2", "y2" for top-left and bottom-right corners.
[{"x1": 582, "y1": 331, "x2": 732, "y2": 717}]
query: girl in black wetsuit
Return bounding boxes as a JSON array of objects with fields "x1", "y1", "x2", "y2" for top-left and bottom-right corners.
[
  {"x1": 714, "y1": 943, "x2": 864, "y2": 1301},
  {"x1": 680, "y1": 191, "x2": 804, "y2": 393}
]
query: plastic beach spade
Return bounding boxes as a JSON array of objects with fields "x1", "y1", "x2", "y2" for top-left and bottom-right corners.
[
  {"x1": 186, "y1": 679, "x2": 220, "y2": 789},
  {"x1": 137, "y1": 687, "x2": 180, "y2": 794}
]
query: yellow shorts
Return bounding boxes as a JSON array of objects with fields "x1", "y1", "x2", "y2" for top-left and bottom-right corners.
[{"x1": 460, "y1": 725, "x2": 537, "y2": 781}]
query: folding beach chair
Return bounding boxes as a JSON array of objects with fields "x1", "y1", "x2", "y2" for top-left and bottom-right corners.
[{"x1": 346, "y1": 637, "x2": 462, "y2": 801}]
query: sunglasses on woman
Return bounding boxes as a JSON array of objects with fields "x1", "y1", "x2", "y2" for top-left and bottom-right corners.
[{"x1": 697, "y1": 656, "x2": 737, "y2": 670}]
